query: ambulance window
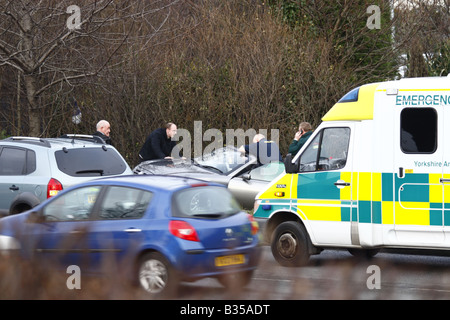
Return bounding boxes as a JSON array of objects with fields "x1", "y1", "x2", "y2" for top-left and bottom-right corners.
[
  {"x1": 338, "y1": 87, "x2": 360, "y2": 103},
  {"x1": 400, "y1": 108, "x2": 437, "y2": 154},
  {"x1": 298, "y1": 134, "x2": 321, "y2": 172},
  {"x1": 299, "y1": 127, "x2": 350, "y2": 172}
]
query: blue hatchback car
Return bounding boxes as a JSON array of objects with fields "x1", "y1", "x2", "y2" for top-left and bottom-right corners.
[{"x1": 0, "y1": 175, "x2": 261, "y2": 296}]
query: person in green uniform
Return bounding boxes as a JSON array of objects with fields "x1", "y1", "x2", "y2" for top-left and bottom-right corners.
[{"x1": 288, "y1": 122, "x2": 313, "y2": 156}]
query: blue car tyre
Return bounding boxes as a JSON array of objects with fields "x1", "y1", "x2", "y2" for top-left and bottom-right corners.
[
  {"x1": 137, "y1": 252, "x2": 178, "y2": 297},
  {"x1": 218, "y1": 269, "x2": 254, "y2": 292}
]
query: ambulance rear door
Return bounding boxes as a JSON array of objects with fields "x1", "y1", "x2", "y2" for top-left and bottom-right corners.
[
  {"x1": 441, "y1": 94, "x2": 450, "y2": 244},
  {"x1": 393, "y1": 99, "x2": 444, "y2": 246}
]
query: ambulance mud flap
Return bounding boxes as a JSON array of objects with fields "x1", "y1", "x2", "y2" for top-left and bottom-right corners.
[{"x1": 351, "y1": 221, "x2": 360, "y2": 246}]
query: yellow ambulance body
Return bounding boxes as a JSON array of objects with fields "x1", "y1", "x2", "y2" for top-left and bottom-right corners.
[{"x1": 254, "y1": 76, "x2": 450, "y2": 266}]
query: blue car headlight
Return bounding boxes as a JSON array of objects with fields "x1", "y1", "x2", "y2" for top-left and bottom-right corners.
[{"x1": 0, "y1": 235, "x2": 21, "y2": 253}]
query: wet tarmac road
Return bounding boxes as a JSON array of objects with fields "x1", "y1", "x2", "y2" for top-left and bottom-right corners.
[{"x1": 178, "y1": 246, "x2": 450, "y2": 300}]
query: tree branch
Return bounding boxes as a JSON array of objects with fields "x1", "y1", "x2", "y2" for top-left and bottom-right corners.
[{"x1": 35, "y1": 17, "x2": 135, "y2": 97}]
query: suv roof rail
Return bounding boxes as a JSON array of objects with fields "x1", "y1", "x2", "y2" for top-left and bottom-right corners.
[
  {"x1": 3, "y1": 136, "x2": 52, "y2": 148},
  {"x1": 59, "y1": 134, "x2": 106, "y2": 144}
]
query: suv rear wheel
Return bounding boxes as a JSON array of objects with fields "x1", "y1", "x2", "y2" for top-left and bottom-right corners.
[
  {"x1": 10, "y1": 204, "x2": 31, "y2": 215},
  {"x1": 9, "y1": 192, "x2": 41, "y2": 215}
]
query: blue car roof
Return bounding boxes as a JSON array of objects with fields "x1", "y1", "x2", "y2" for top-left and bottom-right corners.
[{"x1": 87, "y1": 174, "x2": 216, "y2": 193}]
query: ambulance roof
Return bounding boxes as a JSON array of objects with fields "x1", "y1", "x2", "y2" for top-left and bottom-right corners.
[{"x1": 322, "y1": 76, "x2": 450, "y2": 122}]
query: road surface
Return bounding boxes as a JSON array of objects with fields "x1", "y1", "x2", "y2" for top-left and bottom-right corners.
[
  {"x1": 178, "y1": 246, "x2": 450, "y2": 300},
  {"x1": 4, "y1": 246, "x2": 450, "y2": 300}
]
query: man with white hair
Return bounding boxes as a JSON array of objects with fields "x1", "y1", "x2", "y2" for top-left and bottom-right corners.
[
  {"x1": 239, "y1": 133, "x2": 282, "y2": 165},
  {"x1": 93, "y1": 120, "x2": 112, "y2": 145}
]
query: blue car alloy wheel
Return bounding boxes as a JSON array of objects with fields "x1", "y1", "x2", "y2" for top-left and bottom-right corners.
[{"x1": 138, "y1": 252, "x2": 177, "y2": 297}]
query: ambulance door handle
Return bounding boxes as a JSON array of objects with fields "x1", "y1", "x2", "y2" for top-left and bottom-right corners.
[
  {"x1": 398, "y1": 167, "x2": 404, "y2": 178},
  {"x1": 440, "y1": 178, "x2": 450, "y2": 184},
  {"x1": 334, "y1": 180, "x2": 350, "y2": 188}
]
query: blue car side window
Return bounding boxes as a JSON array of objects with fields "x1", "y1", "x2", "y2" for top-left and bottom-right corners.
[
  {"x1": 43, "y1": 186, "x2": 101, "y2": 221},
  {"x1": 98, "y1": 186, "x2": 153, "y2": 220}
]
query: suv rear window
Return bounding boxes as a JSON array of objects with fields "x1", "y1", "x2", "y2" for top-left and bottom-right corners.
[
  {"x1": 172, "y1": 186, "x2": 240, "y2": 218},
  {"x1": 55, "y1": 148, "x2": 128, "y2": 177}
]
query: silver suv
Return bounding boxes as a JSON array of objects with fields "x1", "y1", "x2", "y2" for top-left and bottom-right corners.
[{"x1": 0, "y1": 135, "x2": 133, "y2": 216}]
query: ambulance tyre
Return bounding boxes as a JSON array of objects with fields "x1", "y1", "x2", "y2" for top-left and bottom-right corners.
[{"x1": 271, "y1": 221, "x2": 310, "y2": 267}]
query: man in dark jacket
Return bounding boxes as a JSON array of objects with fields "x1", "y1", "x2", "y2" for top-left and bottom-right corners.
[
  {"x1": 92, "y1": 120, "x2": 112, "y2": 145},
  {"x1": 139, "y1": 123, "x2": 178, "y2": 161},
  {"x1": 288, "y1": 122, "x2": 313, "y2": 157}
]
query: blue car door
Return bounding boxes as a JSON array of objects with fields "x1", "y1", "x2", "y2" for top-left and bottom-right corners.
[
  {"x1": 30, "y1": 185, "x2": 103, "y2": 269},
  {"x1": 84, "y1": 186, "x2": 154, "y2": 273}
]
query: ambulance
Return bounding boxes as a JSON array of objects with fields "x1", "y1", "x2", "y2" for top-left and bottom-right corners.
[{"x1": 253, "y1": 75, "x2": 450, "y2": 266}]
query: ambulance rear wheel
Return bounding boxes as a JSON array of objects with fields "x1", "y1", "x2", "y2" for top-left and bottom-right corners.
[{"x1": 271, "y1": 221, "x2": 309, "y2": 267}]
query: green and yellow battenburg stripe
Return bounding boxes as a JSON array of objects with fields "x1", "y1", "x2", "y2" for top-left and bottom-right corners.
[{"x1": 254, "y1": 171, "x2": 450, "y2": 227}]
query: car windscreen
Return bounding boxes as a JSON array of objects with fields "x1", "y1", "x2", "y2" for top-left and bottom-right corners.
[
  {"x1": 55, "y1": 148, "x2": 128, "y2": 177},
  {"x1": 193, "y1": 147, "x2": 255, "y2": 175},
  {"x1": 172, "y1": 186, "x2": 241, "y2": 219},
  {"x1": 134, "y1": 159, "x2": 216, "y2": 175}
]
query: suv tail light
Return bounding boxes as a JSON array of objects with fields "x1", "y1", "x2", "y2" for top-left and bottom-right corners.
[
  {"x1": 247, "y1": 214, "x2": 259, "y2": 235},
  {"x1": 169, "y1": 220, "x2": 199, "y2": 242},
  {"x1": 47, "y1": 178, "x2": 63, "y2": 198}
]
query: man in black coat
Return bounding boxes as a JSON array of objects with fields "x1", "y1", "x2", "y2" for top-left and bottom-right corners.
[
  {"x1": 92, "y1": 120, "x2": 112, "y2": 145},
  {"x1": 139, "y1": 123, "x2": 178, "y2": 161}
]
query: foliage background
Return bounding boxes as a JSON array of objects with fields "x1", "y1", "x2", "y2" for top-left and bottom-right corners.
[{"x1": 0, "y1": 0, "x2": 448, "y2": 167}]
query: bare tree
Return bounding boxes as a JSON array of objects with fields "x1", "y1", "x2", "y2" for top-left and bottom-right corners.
[
  {"x1": 0, "y1": 0, "x2": 181, "y2": 136},
  {"x1": 394, "y1": 0, "x2": 450, "y2": 77}
]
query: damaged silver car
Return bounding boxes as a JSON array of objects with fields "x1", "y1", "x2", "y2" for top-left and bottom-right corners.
[{"x1": 133, "y1": 147, "x2": 285, "y2": 210}]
